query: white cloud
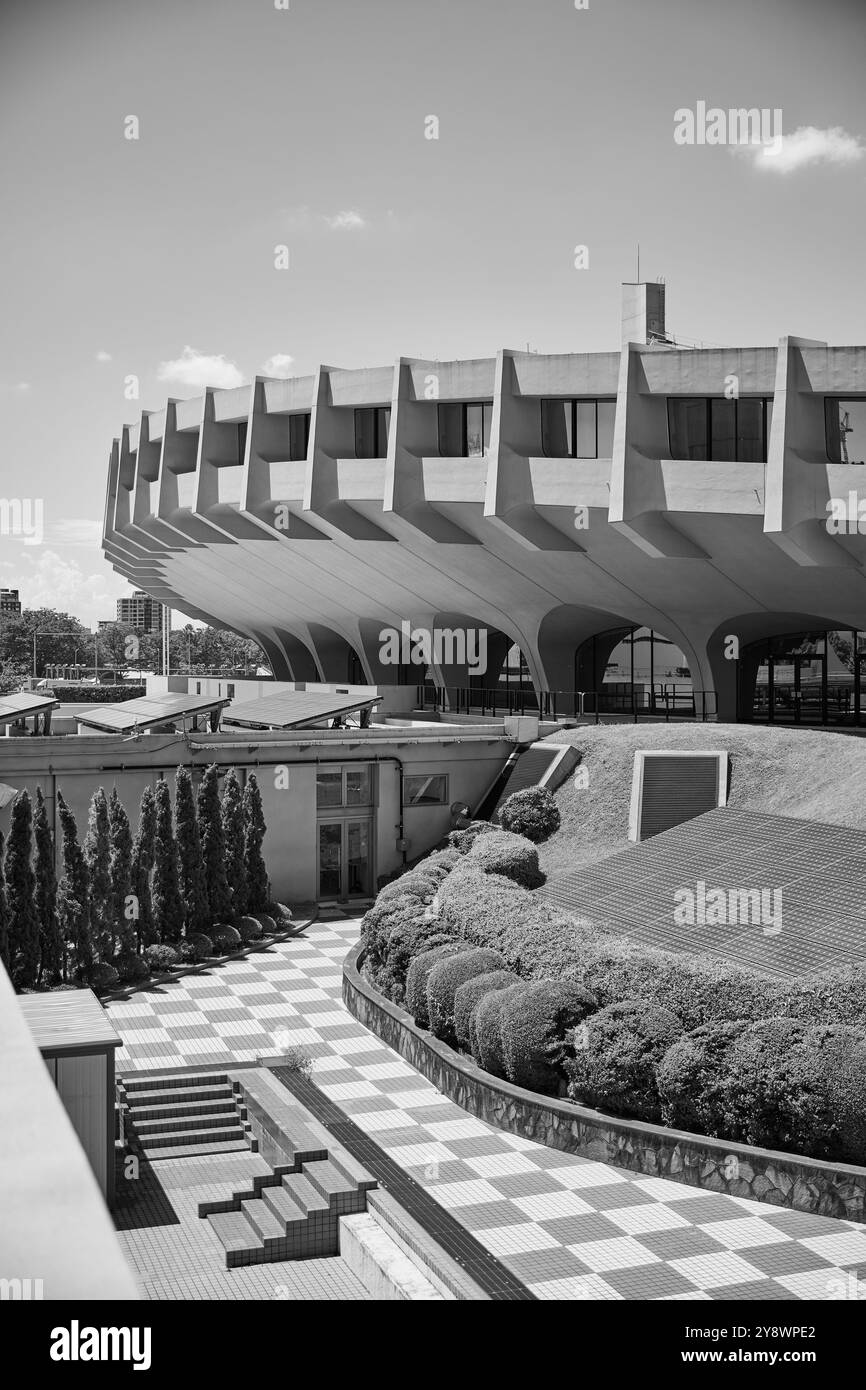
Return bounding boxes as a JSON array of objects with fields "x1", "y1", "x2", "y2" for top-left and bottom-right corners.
[
  {"x1": 47, "y1": 519, "x2": 103, "y2": 548},
  {"x1": 323, "y1": 209, "x2": 367, "y2": 230},
  {"x1": 736, "y1": 125, "x2": 865, "y2": 174},
  {"x1": 12, "y1": 382, "x2": 30, "y2": 392},
  {"x1": 9, "y1": 549, "x2": 131, "y2": 628},
  {"x1": 96, "y1": 350, "x2": 112, "y2": 362},
  {"x1": 157, "y1": 346, "x2": 246, "y2": 390},
  {"x1": 260, "y1": 353, "x2": 295, "y2": 378}
]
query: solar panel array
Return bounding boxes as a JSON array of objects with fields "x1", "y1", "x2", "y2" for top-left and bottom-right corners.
[
  {"x1": 76, "y1": 692, "x2": 227, "y2": 733},
  {"x1": 0, "y1": 692, "x2": 59, "y2": 722},
  {"x1": 541, "y1": 807, "x2": 866, "y2": 981},
  {"x1": 222, "y1": 690, "x2": 378, "y2": 730}
]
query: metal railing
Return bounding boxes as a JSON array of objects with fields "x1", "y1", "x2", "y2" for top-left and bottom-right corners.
[{"x1": 416, "y1": 683, "x2": 718, "y2": 723}]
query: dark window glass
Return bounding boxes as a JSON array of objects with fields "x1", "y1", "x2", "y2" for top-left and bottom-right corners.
[
  {"x1": 345, "y1": 768, "x2": 371, "y2": 805},
  {"x1": 597, "y1": 401, "x2": 616, "y2": 457},
  {"x1": 668, "y1": 399, "x2": 708, "y2": 460},
  {"x1": 403, "y1": 773, "x2": 448, "y2": 806},
  {"x1": 826, "y1": 399, "x2": 866, "y2": 465},
  {"x1": 438, "y1": 403, "x2": 463, "y2": 456},
  {"x1": 355, "y1": 408, "x2": 375, "y2": 458},
  {"x1": 237, "y1": 422, "x2": 248, "y2": 466},
  {"x1": 710, "y1": 398, "x2": 737, "y2": 462},
  {"x1": 541, "y1": 400, "x2": 572, "y2": 457},
  {"x1": 316, "y1": 771, "x2": 343, "y2": 808},
  {"x1": 438, "y1": 402, "x2": 492, "y2": 457},
  {"x1": 736, "y1": 399, "x2": 764, "y2": 463},
  {"x1": 289, "y1": 413, "x2": 310, "y2": 461}
]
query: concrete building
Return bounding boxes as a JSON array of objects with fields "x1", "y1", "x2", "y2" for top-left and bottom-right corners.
[
  {"x1": 115, "y1": 590, "x2": 166, "y2": 635},
  {"x1": 0, "y1": 588, "x2": 21, "y2": 616},
  {"x1": 102, "y1": 284, "x2": 866, "y2": 727}
]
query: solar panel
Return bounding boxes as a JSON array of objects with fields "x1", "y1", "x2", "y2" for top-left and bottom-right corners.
[
  {"x1": 540, "y1": 807, "x2": 866, "y2": 982},
  {"x1": 0, "y1": 692, "x2": 59, "y2": 722},
  {"x1": 76, "y1": 692, "x2": 228, "y2": 733},
  {"x1": 222, "y1": 690, "x2": 379, "y2": 730}
]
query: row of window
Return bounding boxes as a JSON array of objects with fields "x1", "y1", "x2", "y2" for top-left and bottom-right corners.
[
  {"x1": 274, "y1": 397, "x2": 866, "y2": 467},
  {"x1": 315, "y1": 766, "x2": 448, "y2": 809}
]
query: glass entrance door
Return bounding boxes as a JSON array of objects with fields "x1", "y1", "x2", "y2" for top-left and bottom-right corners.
[{"x1": 318, "y1": 819, "x2": 373, "y2": 900}]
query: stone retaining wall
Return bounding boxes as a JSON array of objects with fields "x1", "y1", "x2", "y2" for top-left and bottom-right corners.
[{"x1": 343, "y1": 941, "x2": 866, "y2": 1222}]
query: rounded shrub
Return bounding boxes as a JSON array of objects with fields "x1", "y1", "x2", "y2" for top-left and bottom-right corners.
[
  {"x1": 776, "y1": 965, "x2": 866, "y2": 1028},
  {"x1": 470, "y1": 982, "x2": 527, "y2": 1078},
  {"x1": 236, "y1": 917, "x2": 264, "y2": 943},
  {"x1": 447, "y1": 820, "x2": 496, "y2": 854},
  {"x1": 144, "y1": 943, "x2": 178, "y2": 973},
  {"x1": 454, "y1": 969, "x2": 518, "y2": 1050},
  {"x1": 426, "y1": 948, "x2": 506, "y2": 1043},
  {"x1": 499, "y1": 980, "x2": 597, "y2": 1094},
  {"x1": 436, "y1": 864, "x2": 527, "y2": 950},
  {"x1": 468, "y1": 830, "x2": 544, "y2": 889},
  {"x1": 565, "y1": 999, "x2": 684, "y2": 1121},
  {"x1": 657, "y1": 1021, "x2": 747, "y2": 1136},
  {"x1": 186, "y1": 932, "x2": 214, "y2": 960},
  {"x1": 211, "y1": 923, "x2": 242, "y2": 952},
  {"x1": 498, "y1": 786, "x2": 561, "y2": 844},
  {"x1": 90, "y1": 962, "x2": 120, "y2": 992},
  {"x1": 114, "y1": 951, "x2": 149, "y2": 985},
  {"x1": 405, "y1": 941, "x2": 464, "y2": 1028},
  {"x1": 375, "y1": 916, "x2": 457, "y2": 1004},
  {"x1": 361, "y1": 890, "x2": 429, "y2": 978}
]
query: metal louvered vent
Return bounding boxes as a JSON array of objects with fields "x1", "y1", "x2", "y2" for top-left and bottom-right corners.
[
  {"x1": 630, "y1": 751, "x2": 727, "y2": 841},
  {"x1": 489, "y1": 747, "x2": 560, "y2": 820}
]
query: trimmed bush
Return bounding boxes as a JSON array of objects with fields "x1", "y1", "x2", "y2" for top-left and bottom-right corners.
[
  {"x1": 89, "y1": 962, "x2": 119, "y2": 992},
  {"x1": 186, "y1": 932, "x2": 214, "y2": 960},
  {"x1": 114, "y1": 951, "x2": 149, "y2": 984},
  {"x1": 426, "y1": 948, "x2": 506, "y2": 1043},
  {"x1": 375, "y1": 917, "x2": 456, "y2": 1004},
  {"x1": 405, "y1": 942, "x2": 463, "y2": 1028},
  {"x1": 776, "y1": 965, "x2": 866, "y2": 1029},
  {"x1": 499, "y1": 980, "x2": 597, "y2": 1094},
  {"x1": 236, "y1": 916, "x2": 264, "y2": 943},
  {"x1": 144, "y1": 943, "x2": 178, "y2": 972},
  {"x1": 565, "y1": 999, "x2": 684, "y2": 1121},
  {"x1": 498, "y1": 786, "x2": 561, "y2": 843},
  {"x1": 468, "y1": 829, "x2": 544, "y2": 889},
  {"x1": 453, "y1": 969, "x2": 518, "y2": 1051},
  {"x1": 447, "y1": 820, "x2": 496, "y2": 854},
  {"x1": 470, "y1": 982, "x2": 527, "y2": 1078},
  {"x1": 211, "y1": 923, "x2": 242, "y2": 951},
  {"x1": 361, "y1": 890, "x2": 431, "y2": 984},
  {"x1": 657, "y1": 1021, "x2": 748, "y2": 1136}
]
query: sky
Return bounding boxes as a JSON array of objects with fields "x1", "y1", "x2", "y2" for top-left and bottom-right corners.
[{"x1": 0, "y1": 0, "x2": 864, "y2": 627}]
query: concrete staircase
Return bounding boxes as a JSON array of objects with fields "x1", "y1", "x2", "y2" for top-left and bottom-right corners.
[{"x1": 121, "y1": 1072, "x2": 256, "y2": 1160}]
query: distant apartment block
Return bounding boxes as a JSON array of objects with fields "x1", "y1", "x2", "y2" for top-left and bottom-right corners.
[
  {"x1": 102, "y1": 283, "x2": 866, "y2": 726},
  {"x1": 116, "y1": 590, "x2": 166, "y2": 634},
  {"x1": 0, "y1": 588, "x2": 21, "y2": 616}
]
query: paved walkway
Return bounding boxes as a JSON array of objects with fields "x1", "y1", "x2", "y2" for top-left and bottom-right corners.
[{"x1": 106, "y1": 915, "x2": 866, "y2": 1301}]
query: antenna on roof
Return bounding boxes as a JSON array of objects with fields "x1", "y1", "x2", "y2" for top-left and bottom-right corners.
[{"x1": 637, "y1": 243, "x2": 640, "y2": 282}]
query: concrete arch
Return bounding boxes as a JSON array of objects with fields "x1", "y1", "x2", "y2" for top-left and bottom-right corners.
[
  {"x1": 705, "y1": 610, "x2": 859, "y2": 722},
  {"x1": 307, "y1": 623, "x2": 365, "y2": 683}
]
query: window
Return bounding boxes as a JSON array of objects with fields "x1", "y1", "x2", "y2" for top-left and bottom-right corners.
[
  {"x1": 667, "y1": 398, "x2": 771, "y2": 462},
  {"x1": 437, "y1": 403, "x2": 493, "y2": 457},
  {"x1": 403, "y1": 773, "x2": 448, "y2": 806},
  {"x1": 540, "y1": 399, "x2": 616, "y2": 458},
  {"x1": 354, "y1": 407, "x2": 391, "y2": 458},
  {"x1": 227, "y1": 683, "x2": 235, "y2": 699},
  {"x1": 825, "y1": 399, "x2": 866, "y2": 465},
  {"x1": 288, "y1": 413, "x2": 311, "y2": 461},
  {"x1": 317, "y1": 766, "x2": 374, "y2": 809}
]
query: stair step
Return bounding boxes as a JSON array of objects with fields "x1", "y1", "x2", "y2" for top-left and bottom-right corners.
[
  {"x1": 261, "y1": 1185, "x2": 308, "y2": 1228},
  {"x1": 124, "y1": 1083, "x2": 234, "y2": 1108},
  {"x1": 280, "y1": 1172, "x2": 332, "y2": 1218},
  {"x1": 139, "y1": 1125, "x2": 245, "y2": 1150},
  {"x1": 148, "y1": 1139, "x2": 251, "y2": 1160},
  {"x1": 121, "y1": 1071, "x2": 230, "y2": 1094},
  {"x1": 129, "y1": 1097, "x2": 237, "y2": 1122},
  {"x1": 133, "y1": 1109, "x2": 241, "y2": 1136},
  {"x1": 301, "y1": 1159, "x2": 368, "y2": 1213},
  {"x1": 208, "y1": 1210, "x2": 263, "y2": 1260},
  {"x1": 329, "y1": 1147, "x2": 377, "y2": 1193},
  {"x1": 241, "y1": 1198, "x2": 286, "y2": 1244}
]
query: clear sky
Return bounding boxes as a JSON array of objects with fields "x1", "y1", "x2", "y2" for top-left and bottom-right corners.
[{"x1": 1, "y1": 0, "x2": 864, "y2": 626}]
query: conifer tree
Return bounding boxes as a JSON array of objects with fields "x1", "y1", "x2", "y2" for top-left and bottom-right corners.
[
  {"x1": 131, "y1": 784, "x2": 157, "y2": 948},
  {"x1": 84, "y1": 788, "x2": 111, "y2": 961},
  {"x1": 242, "y1": 772, "x2": 270, "y2": 913},
  {"x1": 6, "y1": 790, "x2": 39, "y2": 989},
  {"x1": 151, "y1": 779, "x2": 183, "y2": 943},
  {"x1": 108, "y1": 788, "x2": 136, "y2": 957},
  {"x1": 221, "y1": 768, "x2": 248, "y2": 917},
  {"x1": 175, "y1": 766, "x2": 210, "y2": 935},
  {"x1": 197, "y1": 764, "x2": 232, "y2": 922},
  {"x1": 34, "y1": 787, "x2": 62, "y2": 983},
  {"x1": 57, "y1": 792, "x2": 92, "y2": 982}
]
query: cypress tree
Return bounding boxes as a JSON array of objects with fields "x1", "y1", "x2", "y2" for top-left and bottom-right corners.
[
  {"x1": 0, "y1": 830, "x2": 10, "y2": 976},
  {"x1": 175, "y1": 766, "x2": 210, "y2": 935},
  {"x1": 131, "y1": 784, "x2": 157, "y2": 948},
  {"x1": 34, "y1": 788, "x2": 62, "y2": 984},
  {"x1": 57, "y1": 792, "x2": 92, "y2": 982},
  {"x1": 84, "y1": 788, "x2": 111, "y2": 961},
  {"x1": 197, "y1": 764, "x2": 232, "y2": 922},
  {"x1": 6, "y1": 790, "x2": 39, "y2": 989},
  {"x1": 151, "y1": 779, "x2": 183, "y2": 943},
  {"x1": 243, "y1": 772, "x2": 270, "y2": 913},
  {"x1": 221, "y1": 768, "x2": 248, "y2": 917},
  {"x1": 108, "y1": 789, "x2": 135, "y2": 957}
]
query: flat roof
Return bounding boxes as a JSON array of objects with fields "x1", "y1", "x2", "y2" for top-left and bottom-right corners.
[
  {"x1": 18, "y1": 989, "x2": 122, "y2": 1053},
  {"x1": 75, "y1": 692, "x2": 229, "y2": 734},
  {"x1": 222, "y1": 690, "x2": 380, "y2": 730},
  {"x1": 0, "y1": 692, "x2": 60, "y2": 722}
]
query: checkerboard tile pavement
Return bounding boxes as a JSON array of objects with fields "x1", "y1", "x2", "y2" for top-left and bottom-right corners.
[{"x1": 106, "y1": 914, "x2": 866, "y2": 1301}]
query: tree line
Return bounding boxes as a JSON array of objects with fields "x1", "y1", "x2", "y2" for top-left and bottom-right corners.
[{"x1": 0, "y1": 767, "x2": 270, "y2": 992}]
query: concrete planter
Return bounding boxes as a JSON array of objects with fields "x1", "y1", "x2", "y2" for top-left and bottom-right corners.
[{"x1": 343, "y1": 941, "x2": 866, "y2": 1222}]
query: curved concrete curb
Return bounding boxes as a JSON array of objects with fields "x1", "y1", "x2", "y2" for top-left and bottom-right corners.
[{"x1": 343, "y1": 941, "x2": 866, "y2": 1222}]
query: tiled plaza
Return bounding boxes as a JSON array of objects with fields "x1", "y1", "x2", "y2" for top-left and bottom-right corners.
[{"x1": 105, "y1": 915, "x2": 866, "y2": 1301}]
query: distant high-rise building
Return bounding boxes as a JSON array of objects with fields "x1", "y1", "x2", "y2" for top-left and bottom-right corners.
[
  {"x1": 0, "y1": 588, "x2": 21, "y2": 616},
  {"x1": 116, "y1": 591, "x2": 166, "y2": 634}
]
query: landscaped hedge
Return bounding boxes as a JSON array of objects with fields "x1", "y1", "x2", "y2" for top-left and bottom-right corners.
[
  {"x1": 453, "y1": 970, "x2": 519, "y2": 1050},
  {"x1": 405, "y1": 942, "x2": 464, "y2": 1028},
  {"x1": 497, "y1": 786, "x2": 561, "y2": 843},
  {"x1": 499, "y1": 980, "x2": 596, "y2": 1095},
  {"x1": 466, "y1": 829, "x2": 545, "y2": 889},
  {"x1": 566, "y1": 999, "x2": 684, "y2": 1122},
  {"x1": 426, "y1": 948, "x2": 506, "y2": 1044},
  {"x1": 469, "y1": 983, "x2": 525, "y2": 1079},
  {"x1": 51, "y1": 684, "x2": 146, "y2": 703}
]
